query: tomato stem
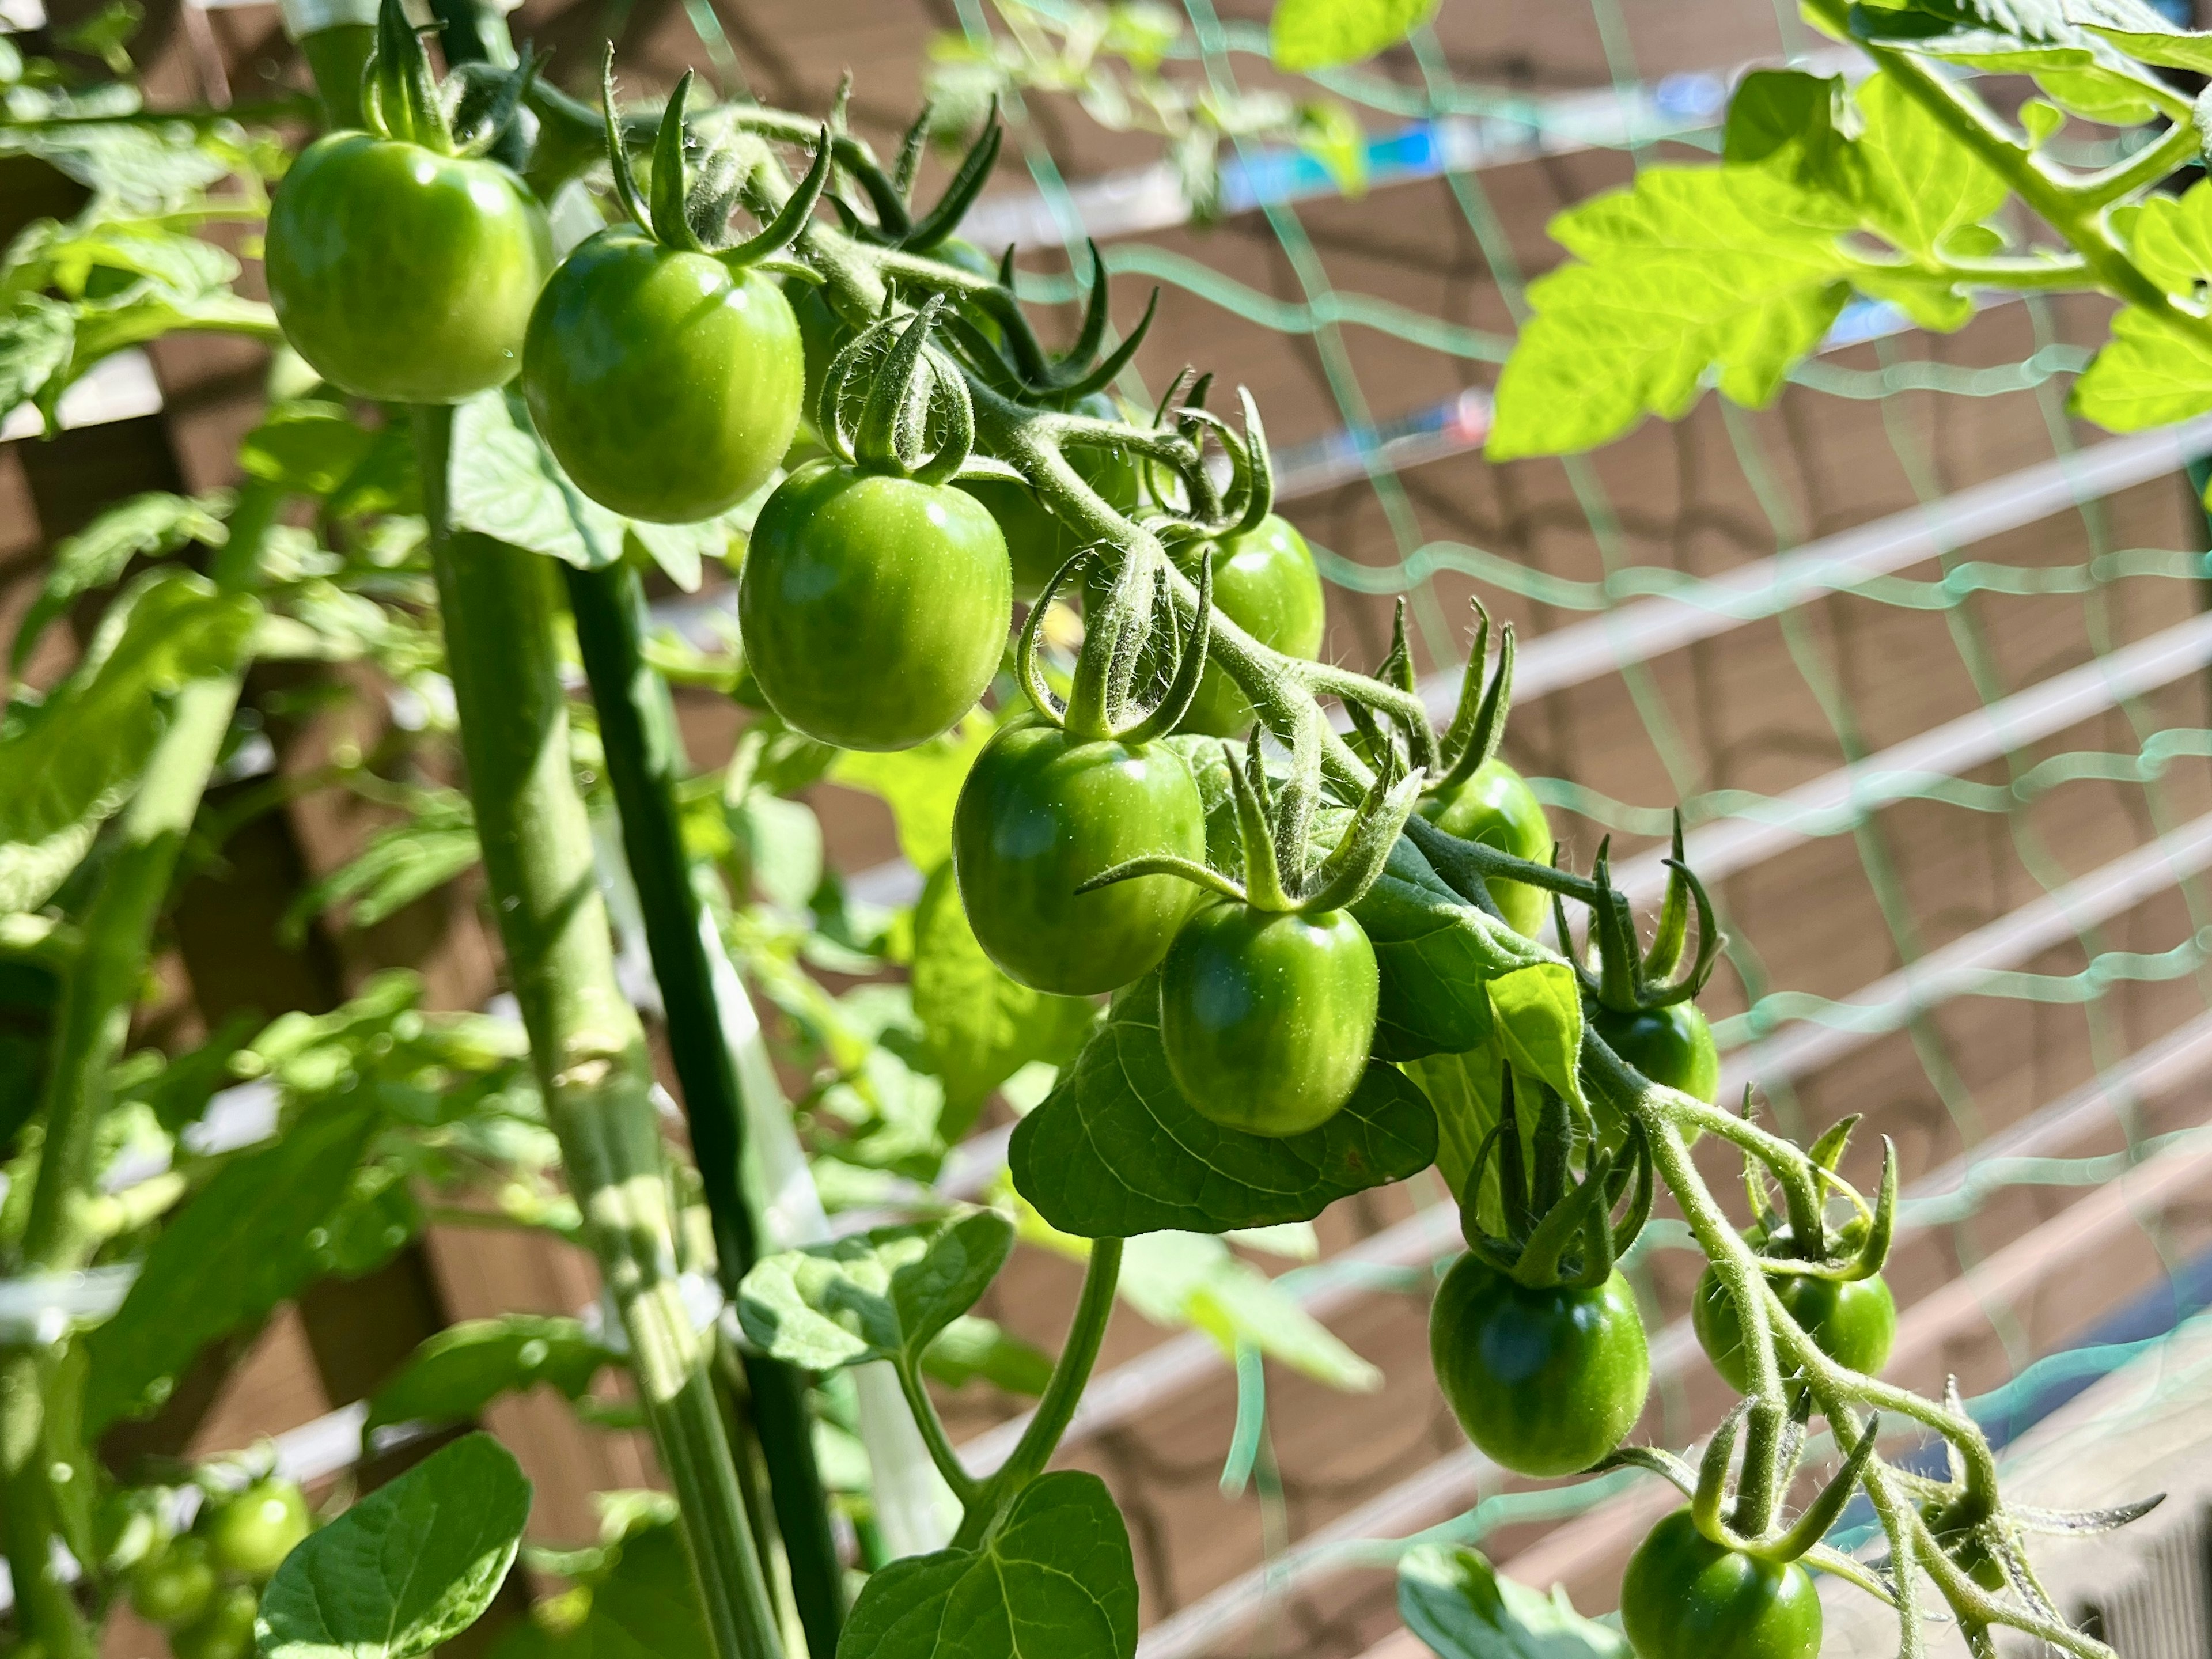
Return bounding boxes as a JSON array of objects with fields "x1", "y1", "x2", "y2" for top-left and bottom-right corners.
[
  {"x1": 563, "y1": 557, "x2": 846, "y2": 1658},
  {"x1": 415, "y1": 404, "x2": 786, "y2": 1659}
]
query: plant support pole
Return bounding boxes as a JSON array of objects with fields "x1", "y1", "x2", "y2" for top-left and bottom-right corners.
[
  {"x1": 565, "y1": 557, "x2": 844, "y2": 1657},
  {"x1": 415, "y1": 406, "x2": 783, "y2": 1659}
]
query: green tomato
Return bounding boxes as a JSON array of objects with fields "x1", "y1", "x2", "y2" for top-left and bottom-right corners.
[
  {"x1": 1172, "y1": 514, "x2": 1327, "y2": 738},
  {"x1": 1692, "y1": 1266, "x2": 1897, "y2": 1395},
  {"x1": 1157, "y1": 903, "x2": 1377, "y2": 1136},
  {"x1": 959, "y1": 396, "x2": 1143, "y2": 600},
  {"x1": 1594, "y1": 1001, "x2": 1719, "y2": 1105},
  {"x1": 738, "y1": 460, "x2": 1010, "y2": 752},
  {"x1": 1428, "y1": 1254, "x2": 1649, "y2": 1478},
  {"x1": 266, "y1": 133, "x2": 551, "y2": 404},
  {"x1": 130, "y1": 1537, "x2": 216, "y2": 1630},
  {"x1": 166, "y1": 1585, "x2": 260, "y2": 1659},
  {"x1": 1620, "y1": 1509, "x2": 1822, "y2": 1659},
  {"x1": 204, "y1": 1478, "x2": 312, "y2": 1580},
  {"x1": 953, "y1": 721, "x2": 1206, "y2": 995},
  {"x1": 522, "y1": 228, "x2": 803, "y2": 523},
  {"x1": 1416, "y1": 759, "x2": 1551, "y2": 937}
]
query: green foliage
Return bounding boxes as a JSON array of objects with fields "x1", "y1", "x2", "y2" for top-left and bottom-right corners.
[
  {"x1": 366, "y1": 1315, "x2": 616, "y2": 1435},
  {"x1": 837, "y1": 1471, "x2": 1139, "y2": 1659},
  {"x1": 259, "y1": 1434, "x2": 531, "y2": 1659},
  {"x1": 738, "y1": 1209, "x2": 1013, "y2": 1371},
  {"x1": 831, "y1": 714, "x2": 994, "y2": 873},
  {"x1": 1397, "y1": 1543, "x2": 1627, "y2": 1659},
  {"x1": 1270, "y1": 0, "x2": 1436, "y2": 71},
  {"x1": 919, "y1": 1315, "x2": 1055, "y2": 1395},
  {"x1": 910, "y1": 863, "x2": 1094, "y2": 1135},
  {"x1": 1009, "y1": 979, "x2": 1437, "y2": 1237},
  {"x1": 1486, "y1": 964, "x2": 1589, "y2": 1117},
  {"x1": 282, "y1": 786, "x2": 479, "y2": 942},
  {"x1": 1354, "y1": 836, "x2": 1547, "y2": 1061},
  {"x1": 493, "y1": 1516, "x2": 709, "y2": 1659},
  {"x1": 1118, "y1": 1230, "x2": 1380, "y2": 1390},
  {"x1": 10, "y1": 491, "x2": 229, "y2": 672},
  {"x1": 81, "y1": 1100, "x2": 382, "y2": 1431},
  {"x1": 0, "y1": 571, "x2": 259, "y2": 914}
]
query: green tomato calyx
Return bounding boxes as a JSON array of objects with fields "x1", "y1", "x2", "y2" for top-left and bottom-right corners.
[
  {"x1": 601, "y1": 55, "x2": 830, "y2": 274},
  {"x1": 816, "y1": 296, "x2": 975, "y2": 483},
  {"x1": 358, "y1": 0, "x2": 537, "y2": 160},
  {"x1": 1460, "y1": 1066, "x2": 1653, "y2": 1290}
]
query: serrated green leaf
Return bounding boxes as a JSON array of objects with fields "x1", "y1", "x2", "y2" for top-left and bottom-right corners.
[
  {"x1": 1723, "y1": 69, "x2": 1858, "y2": 192},
  {"x1": 1009, "y1": 980, "x2": 1437, "y2": 1238},
  {"x1": 830, "y1": 714, "x2": 993, "y2": 871},
  {"x1": 10, "y1": 490, "x2": 225, "y2": 672},
  {"x1": 1119, "y1": 1231, "x2": 1380, "y2": 1391},
  {"x1": 2090, "y1": 23, "x2": 2212, "y2": 69},
  {"x1": 83, "y1": 1101, "x2": 381, "y2": 1431},
  {"x1": 1488, "y1": 167, "x2": 1851, "y2": 459},
  {"x1": 1268, "y1": 0, "x2": 1435, "y2": 70},
  {"x1": 1353, "y1": 835, "x2": 1546, "y2": 1062},
  {"x1": 2115, "y1": 180, "x2": 2212, "y2": 298},
  {"x1": 1487, "y1": 962, "x2": 1587, "y2": 1113},
  {"x1": 838, "y1": 1471, "x2": 1138, "y2": 1659},
  {"x1": 366, "y1": 1315, "x2": 615, "y2": 1435},
  {"x1": 1397, "y1": 1543, "x2": 1628, "y2": 1659},
  {"x1": 0, "y1": 571, "x2": 258, "y2": 914},
  {"x1": 449, "y1": 389, "x2": 627, "y2": 572},
  {"x1": 259, "y1": 1433, "x2": 531, "y2": 1659},
  {"x1": 0, "y1": 294, "x2": 74, "y2": 418},
  {"x1": 1401, "y1": 1043, "x2": 1506, "y2": 1204},
  {"x1": 2071, "y1": 305, "x2": 2212, "y2": 430},
  {"x1": 282, "y1": 789, "x2": 479, "y2": 944},
  {"x1": 737, "y1": 1208, "x2": 1013, "y2": 1371},
  {"x1": 1850, "y1": 71, "x2": 2009, "y2": 259},
  {"x1": 46, "y1": 287, "x2": 278, "y2": 418},
  {"x1": 911, "y1": 862, "x2": 1094, "y2": 1137},
  {"x1": 921, "y1": 1314, "x2": 1055, "y2": 1395}
]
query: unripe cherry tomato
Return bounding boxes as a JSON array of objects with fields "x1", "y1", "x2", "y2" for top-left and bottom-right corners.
[
  {"x1": 953, "y1": 721, "x2": 1207, "y2": 995},
  {"x1": 130, "y1": 1537, "x2": 216, "y2": 1629},
  {"x1": 166, "y1": 1585, "x2": 260, "y2": 1659},
  {"x1": 522, "y1": 228, "x2": 804, "y2": 523},
  {"x1": 1620, "y1": 1508, "x2": 1821, "y2": 1659},
  {"x1": 1416, "y1": 759, "x2": 1551, "y2": 937},
  {"x1": 738, "y1": 460, "x2": 1010, "y2": 752},
  {"x1": 266, "y1": 134, "x2": 551, "y2": 404},
  {"x1": 1157, "y1": 903, "x2": 1377, "y2": 1136},
  {"x1": 1692, "y1": 1266, "x2": 1897, "y2": 1394},
  {"x1": 1428, "y1": 1254, "x2": 1649, "y2": 1477},
  {"x1": 1170, "y1": 515, "x2": 1326, "y2": 738},
  {"x1": 1594, "y1": 1000, "x2": 1719, "y2": 1106},
  {"x1": 204, "y1": 1478, "x2": 312, "y2": 1580}
]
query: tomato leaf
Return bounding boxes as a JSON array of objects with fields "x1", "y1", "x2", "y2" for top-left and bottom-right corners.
[
  {"x1": 839, "y1": 1471, "x2": 1138, "y2": 1659},
  {"x1": 487, "y1": 1518, "x2": 707, "y2": 1659},
  {"x1": 259, "y1": 1433, "x2": 531, "y2": 1659},
  {"x1": 920, "y1": 1314, "x2": 1055, "y2": 1395},
  {"x1": 9, "y1": 491, "x2": 224, "y2": 672},
  {"x1": 81, "y1": 1100, "x2": 382, "y2": 1432},
  {"x1": 1119, "y1": 1231, "x2": 1379, "y2": 1391},
  {"x1": 0, "y1": 294, "x2": 76, "y2": 421},
  {"x1": 0, "y1": 571, "x2": 258, "y2": 915},
  {"x1": 736, "y1": 1208, "x2": 1014, "y2": 1371},
  {"x1": 1487, "y1": 166, "x2": 1852, "y2": 459},
  {"x1": 910, "y1": 862, "x2": 1095, "y2": 1137},
  {"x1": 2071, "y1": 305, "x2": 2212, "y2": 430},
  {"x1": 1397, "y1": 1542, "x2": 1628, "y2": 1659},
  {"x1": 1268, "y1": 0, "x2": 1435, "y2": 71},
  {"x1": 830, "y1": 714, "x2": 993, "y2": 872},
  {"x1": 1848, "y1": 71, "x2": 2009, "y2": 260},
  {"x1": 1354, "y1": 835, "x2": 1546, "y2": 1062},
  {"x1": 1009, "y1": 981, "x2": 1437, "y2": 1238},
  {"x1": 1486, "y1": 963, "x2": 1588, "y2": 1115},
  {"x1": 366, "y1": 1315, "x2": 616, "y2": 1436},
  {"x1": 1402, "y1": 1043, "x2": 1507, "y2": 1205}
]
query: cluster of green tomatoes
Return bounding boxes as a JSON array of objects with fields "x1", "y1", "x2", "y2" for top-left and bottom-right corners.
[
  {"x1": 122, "y1": 1478, "x2": 311, "y2": 1659},
  {"x1": 257, "y1": 29, "x2": 1910, "y2": 1659}
]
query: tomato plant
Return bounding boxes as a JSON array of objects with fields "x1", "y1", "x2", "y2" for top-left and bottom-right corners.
[
  {"x1": 0, "y1": 1, "x2": 2175, "y2": 1656},
  {"x1": 1428, "y1": 1253, "x2": 1649, "y2": 1477},
  {"x1": 263, "y1": 24, "x2": 551, "y2": 404},
  {"x1": 1693, "y1": 1266, "x2": 1897, "y2": 1393},
  {"x1": 1619, "y1": 1509, "x2": 1822, "y2": 1659},
  {"x1": 522, "y1": 73, "x2": 816, "y2": 522}
]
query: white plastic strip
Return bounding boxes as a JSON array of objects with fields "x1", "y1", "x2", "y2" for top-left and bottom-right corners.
[{"x1": 1611, "y1": 608, "x2": 2212, "y2": 899}]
